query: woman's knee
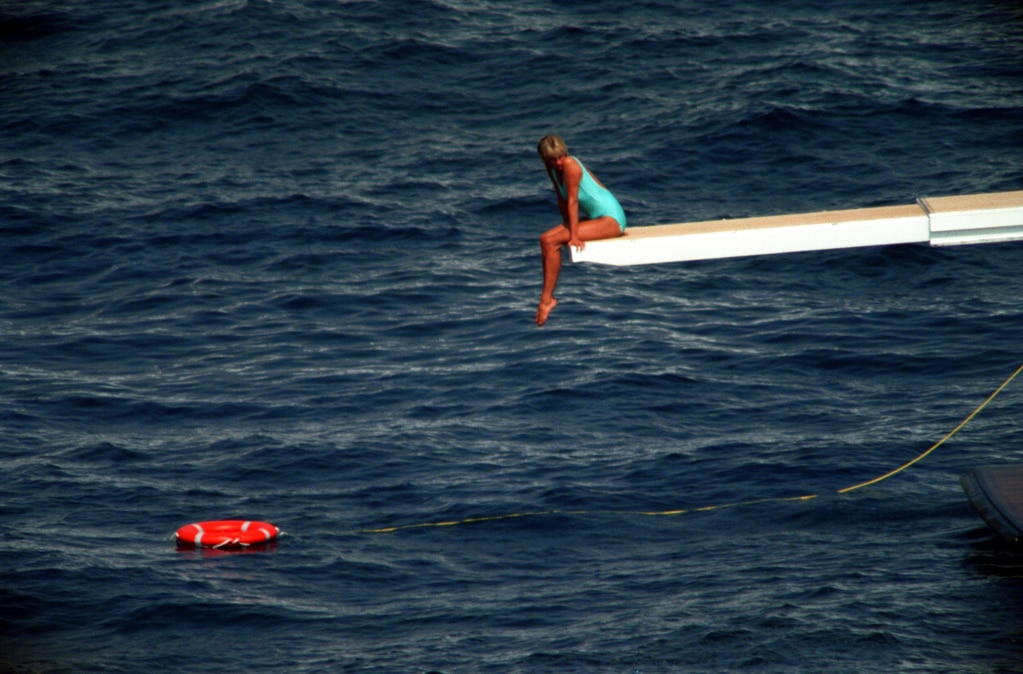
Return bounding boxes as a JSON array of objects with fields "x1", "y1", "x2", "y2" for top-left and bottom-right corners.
[{"x1": 540, "y1": 229, "x2": 566, "y2": 249}]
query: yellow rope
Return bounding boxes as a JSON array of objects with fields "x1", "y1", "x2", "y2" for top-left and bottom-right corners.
[
  {"x1": 361, "y1": 363, "x2": 1023, "y2": 534},
  {"x1": 640, "y1": 493, "x2": 819, "y2": 517},
  {"x1": 358, "y1": 510, "x2": 574, "y2": 534},
  {"x1": 837, "y1": 361, "x2": 1023, "y2": 493}
]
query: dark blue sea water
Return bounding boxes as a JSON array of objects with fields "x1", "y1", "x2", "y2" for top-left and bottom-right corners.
[{"x1": 3, "y1": 1, "x2": 1023, "y2": 671}]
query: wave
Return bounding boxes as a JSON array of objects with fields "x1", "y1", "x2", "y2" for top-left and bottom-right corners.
[{"x1": 0, "y1": 9, "x2": 71, "y2": 41}]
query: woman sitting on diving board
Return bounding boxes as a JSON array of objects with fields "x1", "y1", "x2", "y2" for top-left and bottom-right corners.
[{"x1": 535, "y1": 134, "x2": 627, "y2": 326}]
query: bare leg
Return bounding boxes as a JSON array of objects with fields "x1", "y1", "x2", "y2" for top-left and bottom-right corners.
[
  {"x1": 536, "y1": 216, "x2": 622, "y2": 326},
  {"x1": 535, "y1": 226, "x2": 565, "y2": 326}
]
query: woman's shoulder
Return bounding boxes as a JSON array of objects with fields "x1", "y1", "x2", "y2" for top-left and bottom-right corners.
[{"x1": 562, "y1": 156, "x2": 584, "y2": 178}]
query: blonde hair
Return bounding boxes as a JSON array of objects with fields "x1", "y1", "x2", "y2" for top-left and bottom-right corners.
[{"x1": 537, "y1": 134, "x2": 568, "y2": 161}]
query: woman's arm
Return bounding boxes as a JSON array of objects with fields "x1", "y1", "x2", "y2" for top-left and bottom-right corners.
[
  {"x1": 560, "y1": 157, "x2": 583, "y2": 249},
  {"x1": 546, "y1": 165, "x2": 571, "y2": 227}
]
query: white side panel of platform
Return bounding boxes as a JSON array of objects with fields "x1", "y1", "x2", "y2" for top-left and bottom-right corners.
[
  {"x1": 570, "y1": 190, "x2": 1023, "y2": 266},
  {"x1": 571, "y1": 205, "x2": 930, "y2": 266},
  {"x1": 922, "y1": 191, "x2": 1023, "y2": 246}
]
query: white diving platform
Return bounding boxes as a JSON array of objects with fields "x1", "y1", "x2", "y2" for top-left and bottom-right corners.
[{"x1": 570, "y1": 190, "x2": 1023, "y2": 266}]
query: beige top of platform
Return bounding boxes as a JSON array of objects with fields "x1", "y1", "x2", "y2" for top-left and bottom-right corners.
[
  {"x1": 919, "y1": 190, "x2": 1023, "y2": 214},
  {"x1": 621, "y1": 203, "x2": 927, "y2": 241}
]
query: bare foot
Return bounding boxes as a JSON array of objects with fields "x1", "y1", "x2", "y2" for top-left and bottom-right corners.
[{"x1": 535, "y1": 297, "x2": 557, "y2": 326}]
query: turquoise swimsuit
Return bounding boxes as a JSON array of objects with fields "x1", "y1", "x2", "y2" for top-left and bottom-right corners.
[{"x1": 549, "y1": 157, "x2": 627, "y2": 231}]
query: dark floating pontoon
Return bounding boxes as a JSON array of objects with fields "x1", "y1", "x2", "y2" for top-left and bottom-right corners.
[{"x1": 962, "y1": 465, "x2": 1023, "y2": 543}]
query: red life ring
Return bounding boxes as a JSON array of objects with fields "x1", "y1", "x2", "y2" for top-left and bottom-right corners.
[{"x1": 175, "y1": 520, "x2": 279, "y2": 549}]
